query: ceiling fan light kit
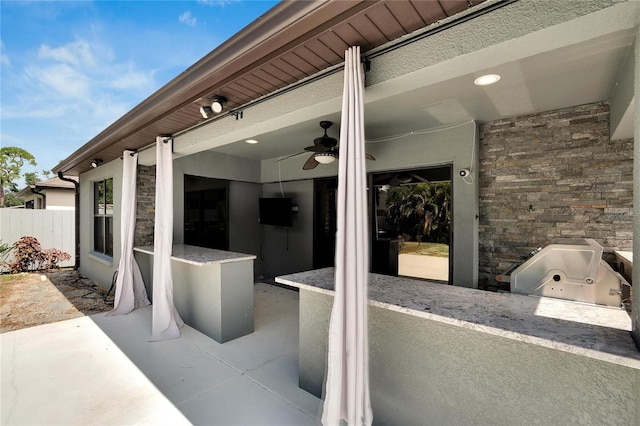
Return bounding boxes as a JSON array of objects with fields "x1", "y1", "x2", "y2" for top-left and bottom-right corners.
[
  {"x1": 315, "y1": 152, "x2": 336, "y2": 164},
  {"x1": 301, "y1": 120, "x2": 375, "y2": 170}
]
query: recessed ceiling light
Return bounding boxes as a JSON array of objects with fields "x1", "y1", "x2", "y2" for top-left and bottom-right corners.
[
  {"x1": 245, "y1": 139, "x2": 259, "y2": 144},
  {"x1": 474, "y1": 74, "x2": 501, "y2": 86}
]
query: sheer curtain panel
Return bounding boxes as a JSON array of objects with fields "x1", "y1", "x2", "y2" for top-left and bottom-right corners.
[
  {"x1": 322, "y1": 46, "x2": 373, "y2": 426},
  {"x1": 108, "y1": 150, "x2": 150, "y2": 316},
  {"x1": 150, "y1": 137, "x2": 183, "y2": 341}
]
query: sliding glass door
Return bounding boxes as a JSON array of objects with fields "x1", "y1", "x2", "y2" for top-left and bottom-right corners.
[{"x1": 371, "y1": 166, "x2": 452, "y2": 283}]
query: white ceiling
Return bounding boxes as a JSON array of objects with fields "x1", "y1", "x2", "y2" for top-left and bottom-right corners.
[{"x1": 211, "y1": 8, "x2": 636, "y2": 163}]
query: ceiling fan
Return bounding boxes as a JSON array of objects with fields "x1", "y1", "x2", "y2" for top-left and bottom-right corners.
[
  {"x1": 302, "y1": 121, "x2": 376, "y2": 170},
  {"x1": 373, "y1": 172, "x2": 430, "y2": 187}
]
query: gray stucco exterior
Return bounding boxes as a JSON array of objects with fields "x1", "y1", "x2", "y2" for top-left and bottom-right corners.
[{"x1": 74, "y1": 0, "x2": 638, "y2": 354}]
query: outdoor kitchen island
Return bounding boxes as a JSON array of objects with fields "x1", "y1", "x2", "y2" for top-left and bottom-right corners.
[
  {"x1": 134, "y1": 244, "x2": 256, "y2": 343},
  {"x1": 275, "y1": 267, "x2": 640, "y2": 426}
]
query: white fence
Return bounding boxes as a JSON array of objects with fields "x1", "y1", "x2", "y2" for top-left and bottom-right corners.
[{"x1": 0, "y1": 209, "x2": 75, "y2": 270}]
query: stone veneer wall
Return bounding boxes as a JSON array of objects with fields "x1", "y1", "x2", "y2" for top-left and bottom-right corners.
[
  {"x1": 478, "y1": 102, "x2": 633, "y2": 285},
  {"x1": 135, "y1": 164, "x2": 155, "y2": 247}
]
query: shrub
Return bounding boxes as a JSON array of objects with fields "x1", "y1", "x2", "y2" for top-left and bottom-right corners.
[
  {"x1": 0, "y1": 240, "x2": 14, "y2": 262},
  {"x1": 1, "y1": 236, "x2": 71, "y2": 273},
  {"x1": 42, "y1": 248, "x2": 72, "y2": 270}
]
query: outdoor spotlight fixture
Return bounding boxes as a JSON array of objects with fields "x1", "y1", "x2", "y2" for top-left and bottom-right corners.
[
  {"x1": 314, "y1": 152, "x2": 336, "y2": 164},
  {"x1": 91, "y1": 159, "x2": 103, "y2": 168},
  {"x1": 199, "y1": 105, "x2": 213, "y2": 119},
  {"x1": 210, "y1": 96, "x2": 227, "y2": 114}
]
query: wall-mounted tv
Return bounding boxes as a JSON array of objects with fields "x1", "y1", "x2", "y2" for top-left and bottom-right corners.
[{"x1": 259, "y1": 197, "x2": 293, "y2": 227}]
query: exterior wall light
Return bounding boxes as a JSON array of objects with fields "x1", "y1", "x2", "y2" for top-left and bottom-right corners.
[
  {"x1": 211, "y1": 96, "x2": 227, "y2": 114},
  {"x1": 200, "y1": 105, "x2": 213, "y2": 119},
  {"x1": 91, "y1": 159, "x2": 103, "y2": 168}
]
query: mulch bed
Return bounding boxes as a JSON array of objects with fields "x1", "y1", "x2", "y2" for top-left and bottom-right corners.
[{"x1": 0, "y1": 269, "x2": 114, "y2": 333}]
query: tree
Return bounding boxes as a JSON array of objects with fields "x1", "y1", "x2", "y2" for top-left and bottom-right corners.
[
  {"x1": 0, "y1": 147, "x2": 37, "y2": 208},
  {"x1": 385, "y1": 182, "x2": 451, "y2": 244},
  {"x1": 24, "y1": 170, "x2": 51, "y2": 185}
]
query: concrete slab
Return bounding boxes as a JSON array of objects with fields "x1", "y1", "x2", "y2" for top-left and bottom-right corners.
[
  {"x1": 399, "y1": 253, "x2": 449, "y2": 281},
  {"x1": 1, "y1": 283, "x2": 320, "y2": 425},
  {"x1": 1, "y1": 315, "x2": 190, "y2": 425}
]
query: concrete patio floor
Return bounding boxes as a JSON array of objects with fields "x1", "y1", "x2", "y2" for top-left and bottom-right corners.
[{"x1": 1, "y1": 283, "x2": 321, "y2": 425}]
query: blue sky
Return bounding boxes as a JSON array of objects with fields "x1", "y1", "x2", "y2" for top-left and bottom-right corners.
[{"x1": 0, "y1": 0, "x2": 278, "y2": 181}]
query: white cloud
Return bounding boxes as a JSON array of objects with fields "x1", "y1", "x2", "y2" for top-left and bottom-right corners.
[
  {"x1": 26, "y1": 63, "x2": 91, "y2": 99},
  {"x1": 38, "y1": 39, "x2": 95, "y2": 67},
  {"x1": 1, "y1": 54, "x2": 11, "y2": 68},
  {"x1": 7, "y1": 35, "x2": 156, "y2": 131},
  {"x1": 0, "y1": 39, "x2": 11, "y2": 68},
  {"x1": 197, "y1": 0, "x2": 238, "y2": 7},
  {"x1": 179, "y1": 11, "x2": 197, "y2": 26},
  {"x1": 109, "y1": 68, "x2": 155, "y2": 91}
]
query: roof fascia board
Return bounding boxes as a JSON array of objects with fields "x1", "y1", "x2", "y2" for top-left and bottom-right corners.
[{"x1": 53, "y1": 0, "x2": 379, "y2": 174}]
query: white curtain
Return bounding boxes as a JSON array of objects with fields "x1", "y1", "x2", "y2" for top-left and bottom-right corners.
[
  {"x1": 150, "y1": 137, "x2": 183, "y2": 341},
  {"x1": 322, "y1": 46, "x2": 373, "y2": 426},
  {"x1": 108, "y1": 150, "x2": 150, "y2": 316}
]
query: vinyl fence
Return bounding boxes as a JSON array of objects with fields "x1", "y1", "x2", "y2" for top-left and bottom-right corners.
[{"x1": 0, "y1": 209, "x2": 75, "y2": 271}]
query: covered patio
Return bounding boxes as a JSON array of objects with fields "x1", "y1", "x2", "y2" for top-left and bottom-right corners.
[
  {"x1": 3, "y1": 274, "x2": 639, "y2": 424},
  {"x1": 39, "y1": 0, "x2": 640, "y2": 423},
  {"x1": 1, "y1": 283, "x2": 319, "y2": 425}
]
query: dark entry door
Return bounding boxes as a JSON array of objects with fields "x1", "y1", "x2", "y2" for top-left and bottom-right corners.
[{"x1": 184, "y1": 175, "x2": 228, "y2": 250}]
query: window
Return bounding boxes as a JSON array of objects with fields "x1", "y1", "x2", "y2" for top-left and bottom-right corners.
[{"x1": 93, "y1": 178, "x2": 114, "y2": 257}]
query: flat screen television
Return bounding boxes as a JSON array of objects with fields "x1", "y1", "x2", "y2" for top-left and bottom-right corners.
[{"x1": 259, "y1": 197, "x2": 293, "y2": 227}]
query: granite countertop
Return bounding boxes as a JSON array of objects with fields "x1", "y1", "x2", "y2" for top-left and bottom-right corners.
[
  {"x1": 134, "y1": 244, "x2": 256, "y2": 266},
  {"x1": 275, "y1": 267, "x2": 640, "y2": 369},
  {"x1": 614, "y1": 251, "x2": 633, "y2": 263}
]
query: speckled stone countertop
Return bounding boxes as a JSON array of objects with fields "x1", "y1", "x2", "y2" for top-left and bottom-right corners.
[
  {"x1": 614, "y1": 250, "x2": 633, "y2": 263},
  {"x1": 276, "y1": 268, "x2": 640, "y2": 369},
  {"x1": 134, "y1": 244, "x2": 256, "y2": 266}
]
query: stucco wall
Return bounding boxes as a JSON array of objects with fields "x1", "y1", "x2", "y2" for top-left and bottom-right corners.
[
  {"x1": 478, "y1": 101, "x2": 634, "y2": 285},
  {"x1": 261, "y1": 180, "x2": 314, "y2": 278},
  {"x1": 45, "y1": 189, "x2": 75, "y2": 210},
  {"x1": 229, "y1": 181, "x2": 262, "y2": 277},
  {"x1": 262, "y1": 121, "x2": 479, "y2": 287},
  {"x1": 300, "y1": 289, "x2": 639, "y2": 426},
  {"x1": 79, "y1": 158, "x2": 123, "y2": 290}
]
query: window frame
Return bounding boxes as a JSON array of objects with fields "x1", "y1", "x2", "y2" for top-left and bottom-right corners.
[{"x1": 93, "y1": 177, "x2": 114, "y2": 257}]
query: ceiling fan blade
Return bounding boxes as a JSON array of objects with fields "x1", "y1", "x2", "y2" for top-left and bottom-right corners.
[
  {"x1": 410, "y1": 173, "x2": 429, "y2": 183},
  {"x1": 390, "y1": 173, "x2": 413, "y2": 186},
  {"x1": 373, "y1": 173, "x2": 394, "y2": 185},
  {"x1": 365, "y1": 153, "x2": 376, "y2": 161},
  {"x1": 276, "y1": 151, "x2": 307, "y2": 162},
  {"x1": 389, "y1": 176, "x2": 402, "y2": 186},
  {"x1": 305, "y1": 145, "x2": 330, "y2": 152},
  {"x1": 302, "y1": 154, "x2": 319, "y2": 170}
]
